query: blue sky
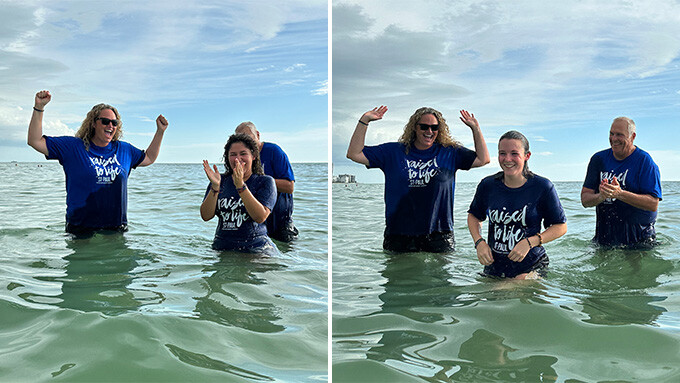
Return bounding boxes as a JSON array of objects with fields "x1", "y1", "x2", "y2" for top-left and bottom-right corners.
[
  {"x1": 332, "y1": 0, "x2": 680, "y2": 182},
  {"x1": 0, "y1": 0, "x2": 328, "y2": 164}
]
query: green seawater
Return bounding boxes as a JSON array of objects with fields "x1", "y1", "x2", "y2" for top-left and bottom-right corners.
[
  {"x1": 0, "y1": 162, "x2": 328, "y2": 382},
  {"x1": 333, "y1": 182, "x2": 680, "y2": 382}
]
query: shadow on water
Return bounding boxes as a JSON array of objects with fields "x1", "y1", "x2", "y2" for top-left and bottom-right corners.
[
  {"x1": 191, "y1": 252, "x2": 287, "y2": 333},
  {"x1": 373, "y1": 253, "x2": 463, "y2": 323},
  {"x1": 574, "y1": 246, "x2": 673, "y2": 326},
  {"x1": 357, "y1": 252, "x2": 561, "y2": 382},
  {"x1": 28, "y1": 233, "x2": 163, "y2": 316},
  {"x1": 442, "y1": 329, "x2": 558, "y2": 382},
  {"x1": 163, "y1": 253, "x2": 288, "y2": 381}
]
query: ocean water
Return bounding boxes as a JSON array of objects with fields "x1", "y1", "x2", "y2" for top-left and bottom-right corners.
[
  {"x1": 0, "y1": 162, "x2": 328, "y2": 382},
  {"x1": 333, "y1": 181, "x2": 680, "y2": 382}
]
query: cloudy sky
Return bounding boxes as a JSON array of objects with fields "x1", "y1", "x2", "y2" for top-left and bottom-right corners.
[
  {"x1": 0, "y1": 0, "x2": 328, "y2": 163},
  {"x1": 332, "y1": 0, "x2": 680, "y2": 182}
]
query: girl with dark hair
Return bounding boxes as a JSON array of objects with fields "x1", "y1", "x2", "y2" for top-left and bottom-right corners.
[
  {"x1": 467, "y1": 131, "x2": 567, "y2": 279},
  {"x1": 27, "y1": 90, "x2": 168, "y2": 236},
  {"x1": 201, "y1": 133, "x2": 277, "y2": 253},
  {"x1": 347, "y1": 105, "x2": 490, "y2": 252}
]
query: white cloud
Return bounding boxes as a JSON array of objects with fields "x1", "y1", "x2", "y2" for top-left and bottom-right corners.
[
  {"x1": 285, "y1": 63, "x2": 307, "y2": 72},
  {"x1": 43, "y1": 119, "x2": 75, "y2": 137},
  {"x1": 0, "y1": 0, "x2": 327, "y2": 163},
  {"x1": 313, "y1": 80, "x2": 328, "y2": 95},
  {"x1": 332, "y1": 0, "x2": 680, "y2": 182}
]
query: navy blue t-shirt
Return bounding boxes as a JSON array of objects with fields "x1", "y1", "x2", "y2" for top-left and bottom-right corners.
[
  {"x1": 583, "y1": 147, "x2": 662, "y2": 246},
  {"x1": 363, "y1": 142, "x2": 477, "y2": 236},
  {"x1": 45, "y1": 136, "x2": 145, "y2": 228},
  {"x1": 260, "y1": 142, "x2": 295, "y2": 235},
  {"x1": 468, "y1": 173, "x2": 566, "y2": 277},
  {"x1": 205, "y1": 173, "x2": 277, "y2": 252}
]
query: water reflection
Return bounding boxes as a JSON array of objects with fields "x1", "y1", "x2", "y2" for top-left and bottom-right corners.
[
  {"x1": 578, "y1": 248, "x2": 672, "y2": 326},
  {"x1": 192, "y1": 253, "x2": 287, "y2": 333},
  {"x1": 446, "y1": 329, "x2": 558, "y2": 382},
  {"x1": 365, "y1": 252, "x2": 560, "y2": 381},
  {"x1": 366, "y1": 253, "x2": 466, "y2": 371},
  {"x1": 377, "y1": 253, "x2": 466, "y2": 321},
  {"x1": 31, "y1": 233, "x2": 163, "y2": 315}
]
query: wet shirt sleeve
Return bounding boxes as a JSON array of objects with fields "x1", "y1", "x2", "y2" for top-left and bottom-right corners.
[
  {"x1": 583, "y1": 153, "x2": 603, "y2": 190},
  {"x1": 468, "y1": 177, "x2": 490, "y2": 221},
  {"x1": 251, "y1": 175, "x2": 277, "y2": 212},
  {"x1": 44, "y1": 136, "x2": 76, "y2": 162},
  {"x1": 539, "y1": 181, "x2": 567, "y2": 228},
  {"x1": 455, "y1": 146, "x2": 478, "y2": 171}
]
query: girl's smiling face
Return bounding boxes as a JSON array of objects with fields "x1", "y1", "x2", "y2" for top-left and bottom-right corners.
[
  {"x1": 228, "y1": 142, "x2": 253, "y2": 176},
  {"x1": 498, "y1": 138, "x2": 530, "y2": 178}
]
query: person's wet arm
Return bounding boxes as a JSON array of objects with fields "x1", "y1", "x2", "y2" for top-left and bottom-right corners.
[
  {"x1": 139, "y1": 115, "x2": 168, "y2": 167},
  {"x1": 27, "y1": 90, "x2": 51, "y2": 156},
  {"x1": 468, "y1": 213, "x2": 493, "y2": 265},
  {"x1": 347, "y1": 106, "x2": 387, "y2": 166},
  {"x1": 275, "y1": 179, "x2": 294, "y2": 194},
  {"x1": 459, "y1": 110, "x2": 490, "y2": 168},
  {"x1": 581, "y1": 187, "x2": 605, "y2": 207}
]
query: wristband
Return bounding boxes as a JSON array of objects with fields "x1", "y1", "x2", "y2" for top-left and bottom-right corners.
[
  {"x1": 236, "y1": 184, "x2": 247, "y2": 194},
  {"x1": 474, "y1": 238, "x2": 485, "y2": 249},
  {"x1": 211, "y1": 186, "x2": 219, "y2": 194},
  {"x1": 537, "y1": 233, "x2": 543, "y2": 246},
  {"x1": 33, "y1": 107, "x2": 44, "y2": 112},
  {"x1": 358, "y1": 120, "x2": 368, "y2": 126},
  {"x1": 526, "y1": 237, "x2": 533, "y2": 249}
]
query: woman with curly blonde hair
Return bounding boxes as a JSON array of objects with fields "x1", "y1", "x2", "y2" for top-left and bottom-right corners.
[
  {"x1": 75, "y1": 103, "x2": 125, "y2": 150},
  {"x1": 347, "y1": 105, "x2": 490, "y2": 252},
  {"x1": 398, "y1": 107, "x2": 461, "y2": 152},
  {"x1": 27, "y1": 90, "x2": 169, "y2": 237}
]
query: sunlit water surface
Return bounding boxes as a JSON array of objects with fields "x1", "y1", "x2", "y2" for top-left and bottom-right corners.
[
  {"x1": 0, "y1": 162, "x2": 328, "y2": 382},
  {"x1": 333, "y1": 181, "x2": 680, "y2": 382}
]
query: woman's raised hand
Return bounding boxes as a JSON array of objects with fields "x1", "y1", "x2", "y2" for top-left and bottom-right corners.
[
  {"x1": 202, "y1": 160, "x2": 221, "y2": 190},
  {"x1": 35, "y1": 90, "x2": 51, "y2": 109},
  {"x1": 459, "y1": 110, "x2": 479, "y2": 130},
  {"x1": 361, "y1": 105, "x2": 388, "y2": 123},
  {"x1": 156, "y1": 114, "x2": 169, "y2": 132}
]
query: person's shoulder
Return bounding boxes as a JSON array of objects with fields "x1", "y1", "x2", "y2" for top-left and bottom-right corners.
[
  {"x1": 479, "y1": 173, "x2": 501, "y2": 187},
  {"x1": 116, "y1": 140, "x2": 141, "y2": 151},
  {"x1": 47, "y1": 135, "x2": 80, "y2": 143},
  {"x1": 592, "y1": 148, "x2": 611, "y2": 158},
  {"x1": 262, "y1": 141, "x2": 286, "y2": 154},
  {"x1": 632, "y1": 146, "x2": 656, "y2": 161},
  {"x1": 366, "y1": 142, "x2": 403, "y2": 153},
  {"x1": 529, "y1": 173, "x2": 556, "y2": 189},
  {"x1": 377, "y1": 142, "x2": 401, "y2": 148},
  {"x1": 46, "y1": 135, "x2": 85, "y2": 149},
  {"x1": 253, "y1": 173, "x2": 275, "y2": 184}
]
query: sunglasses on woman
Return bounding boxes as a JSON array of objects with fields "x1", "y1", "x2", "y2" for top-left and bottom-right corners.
[
  {"x1": 96, "y1": 117, "x2": 119, "y2": 127},
  {"x1": 417, "y1": 123, "x2": 439, "y2": 131}
]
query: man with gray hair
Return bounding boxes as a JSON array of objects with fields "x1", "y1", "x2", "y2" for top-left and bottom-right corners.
[
  {"x1": 235, "y1": 121, "x2": 298, "y2": 242},
  {"x1": 581, "y1": 116, "x2": 662, "y2": 247}
]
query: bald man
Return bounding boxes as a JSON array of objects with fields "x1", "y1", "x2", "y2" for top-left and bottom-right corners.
[
  {"x1": 581, "y1": 117, "x2": 662, "y2": 247},
  {"x1": 235, "y1": 122, "x2": 298, "y2": 242}
]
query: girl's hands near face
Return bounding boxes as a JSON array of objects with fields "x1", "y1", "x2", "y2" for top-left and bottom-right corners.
[{"x1": 202, "y1": 160, "x2": 221, "y2": 189}]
